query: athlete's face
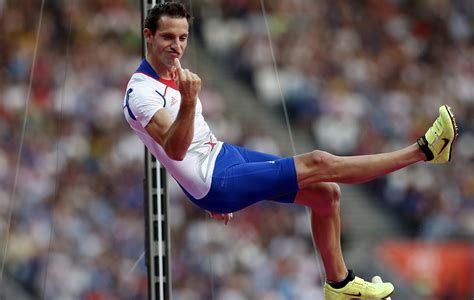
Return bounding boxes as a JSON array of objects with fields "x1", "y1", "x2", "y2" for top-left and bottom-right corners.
[{"x1": 145, "y1": 16, "x2": 189, "y2": 69}]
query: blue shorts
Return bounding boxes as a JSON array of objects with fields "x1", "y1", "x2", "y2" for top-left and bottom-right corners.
[{"x1": 181, "y1": 143, "x2": 299, "y2": 213}]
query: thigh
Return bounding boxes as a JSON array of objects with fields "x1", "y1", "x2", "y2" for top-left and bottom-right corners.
[
  {"x1": 185, "y1": 144, "x2": 298, "y2": 213},
  {"x1": 225, "y1": 155, "x2": 298, "y2": 204},
  {"x1": 233, "y1": 144, "x2": 282, "y2": 163},
  {"x1": 190, "y1": 144, "x2": 298, "y2": 213}
]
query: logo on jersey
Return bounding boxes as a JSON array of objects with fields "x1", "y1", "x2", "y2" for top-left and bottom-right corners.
[
  {"x1": 204, "y1": 137, "x2": 217, "y2": 151},
  {"x1": 188, "y1": 134, "x2": 220, "y2": 182},
  {"x1": 171, "y1": 96, "x2": 178, "y2": 106}
]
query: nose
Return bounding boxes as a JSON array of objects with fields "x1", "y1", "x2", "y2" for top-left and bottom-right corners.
[{"x1": 170, "y1": 38, "x2": 181, "y2": 51}]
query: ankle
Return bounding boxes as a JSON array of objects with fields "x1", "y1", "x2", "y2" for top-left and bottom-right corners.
[{"x1": 327, "y1": 269, "x2": 355, "y2": 289}]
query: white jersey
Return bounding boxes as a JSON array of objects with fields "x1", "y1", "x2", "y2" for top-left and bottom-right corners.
[{"x1": 123, "y1": 59, "x2": 222, "y2": 199}]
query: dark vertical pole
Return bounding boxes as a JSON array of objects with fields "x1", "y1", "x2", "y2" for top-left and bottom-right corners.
[{"x1": 142, "y1": 1, "x2": 172, "y2": 299}]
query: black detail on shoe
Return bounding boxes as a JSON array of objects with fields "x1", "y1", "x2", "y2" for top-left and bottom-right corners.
[
  {"x1": 328, "y1": 269, "x2": 355, "y2": 289},
  {"x1": 417, "y1": 136, "x2": 434, "y2": 161},
  {"x1": 443, "y1": 105, "x2": 458, "y2": 162},
  {"x1": 439, "y1": 138, "x2": 450, "y2": 154},
  {"x1": 343, "y1": 292, "x2": 362, "y2": 297}
]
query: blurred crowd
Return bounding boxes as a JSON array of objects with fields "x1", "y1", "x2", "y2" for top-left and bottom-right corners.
[
  {"x1": 0, "y1": 0, "x2": 472, "y2": 300},
  {"x1": 1, "y1": 1, "x2": 149, "y2": 298}
]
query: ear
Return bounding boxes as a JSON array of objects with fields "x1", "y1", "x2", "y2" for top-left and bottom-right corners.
[{"x1": 143, "y1": 28, "x2": 153, "y2": 43}]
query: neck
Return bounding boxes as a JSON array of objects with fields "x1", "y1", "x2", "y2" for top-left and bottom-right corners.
[{"x1": 146, "y1": 54, "x2": 173, "y2": 80}]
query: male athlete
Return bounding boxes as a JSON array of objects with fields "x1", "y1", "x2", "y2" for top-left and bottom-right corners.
[{"x1": 123, "y1": 3, "x2": 458, "y2": 299}]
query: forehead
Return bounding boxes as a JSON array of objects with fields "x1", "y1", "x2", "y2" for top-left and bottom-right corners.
[{"x1": 157, "y1": 16, "x2": 189, "y2": 34}]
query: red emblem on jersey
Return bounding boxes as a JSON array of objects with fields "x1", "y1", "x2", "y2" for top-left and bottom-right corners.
[{"x1": 204, "y1": 136, "x2": 217, "y2": 151}]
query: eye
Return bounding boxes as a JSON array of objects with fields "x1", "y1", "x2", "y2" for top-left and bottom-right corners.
[{"x1": 160, "y1": 33, "x2": 174, "y2": 40}]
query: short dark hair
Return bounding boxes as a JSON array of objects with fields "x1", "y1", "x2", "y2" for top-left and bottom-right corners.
[{"x1": 144, "y1": 2, "x2": 192, "y2": 34}]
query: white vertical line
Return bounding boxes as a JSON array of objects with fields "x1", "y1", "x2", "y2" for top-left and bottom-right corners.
[
  {"x1": 156, "y1": 3, "x2": 165, "y2": 300},
  {"x1": 152, "y1": 2, "x2": 164, "y2": 298},
  {"x1": 0, "y1": 0, "x2": 46, "y2": 282},
  {"x1": 259, "y1": 0, "x2": 326, "y2": 289},
  {"x1": 156, "y1": 166, "x2": 164, "y2": 300}
]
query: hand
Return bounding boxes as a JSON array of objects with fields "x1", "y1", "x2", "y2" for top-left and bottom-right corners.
[
  {"x1": 173, "y1": 58, "x2": 201, "y2": 103},
  {"x1": 207, "y1": 211, "x2": 233, "y2": 225}
]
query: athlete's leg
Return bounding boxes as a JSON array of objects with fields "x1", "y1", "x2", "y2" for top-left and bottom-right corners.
[
  {"x1": 295, "y1": 104, "x2": 458, "y2": 188},
  {"x1": 294, "y1": 183, "x2": 346, "y2": 281},
  {"x1": 295, "y1": 143, "x2": 424, "y2": 188},
  {"x1": 295, "y1": 183, "x2": 395, "y2": 299}
]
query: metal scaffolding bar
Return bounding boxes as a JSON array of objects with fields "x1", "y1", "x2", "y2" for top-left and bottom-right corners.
[{"x1": 142, "y1": 1, "x2": 172, "y2": 299}]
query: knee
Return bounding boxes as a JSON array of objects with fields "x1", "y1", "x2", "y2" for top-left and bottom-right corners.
[
  {"x1": 321, "y1": 183, "x2": 341, "y2": 207},
  {"x1": 308, "y1": 150, "x2": 338, "y2": 168},
  {"x1": 304, "y1": 183, "x2": 341, "y2": 216},
  {"x1": 298, "y1": 150, "x2": 340, "y2": 183},
  {"x1": 318, "y1": 184, "x2": 341, "y2": 216}
]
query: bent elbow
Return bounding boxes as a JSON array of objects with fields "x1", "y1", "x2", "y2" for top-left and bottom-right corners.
[
  {"x1": 171, "y1": 154, "x2": 185, "y2": 161},
  {"x1": 165, "y1": 149, "x2": 186, "y2": 161},
  {"x1": 163, "y1": 139, "x2": 189, "y2": 161}
]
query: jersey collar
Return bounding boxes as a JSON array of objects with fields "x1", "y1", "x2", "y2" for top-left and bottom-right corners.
[
  {"x1": 136, "y1": 59, "x2": 160, "y2": 80},
  {"x1": 136, "y1": 59, "x2": 178, "y2": 89}
]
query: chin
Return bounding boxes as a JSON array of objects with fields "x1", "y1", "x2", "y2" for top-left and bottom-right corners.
[{"x1": 165, "y1": 58, "x2": 177, "y2": 67}]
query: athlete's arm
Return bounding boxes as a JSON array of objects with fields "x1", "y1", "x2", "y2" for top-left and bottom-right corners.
[{"x1": 145, "y1": 59, "x2": 201, "y2": 161}]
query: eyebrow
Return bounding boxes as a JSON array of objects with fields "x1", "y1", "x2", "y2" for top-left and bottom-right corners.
[{"x1": 159, "y1": 32, "x2": 188, "y2": 37}]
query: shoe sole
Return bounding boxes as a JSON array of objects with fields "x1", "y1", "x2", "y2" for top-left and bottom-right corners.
[
  {"x1": 443, "y1": 105, "x2": 458, "y2": 162},
  {"x1": 325, "y1": 288, "x2": 395, "y2": 299},
  {"x1": 324, "y1": 291, "x2": 394, "y2": 299},
  {"x1": 377, "y1": 288, "x2": 394, "y2": 300}
]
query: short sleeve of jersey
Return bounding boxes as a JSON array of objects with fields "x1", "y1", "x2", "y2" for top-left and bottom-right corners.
[{"x1": 127, "y1": 80, "x2": 166, "y2": 128}]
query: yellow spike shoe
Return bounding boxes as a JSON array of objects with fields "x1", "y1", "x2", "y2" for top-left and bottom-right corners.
[
  {"x1": 324, "y1": 276, "x2": 394, "y2": 299},
  {"x1": 417, "y1": 105, "x2": 458, "y2": 163}
]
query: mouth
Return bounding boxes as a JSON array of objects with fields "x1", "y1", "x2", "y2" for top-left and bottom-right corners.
[{"x1": 169, "y1": 52, "x2": 180, "y2": 58}]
